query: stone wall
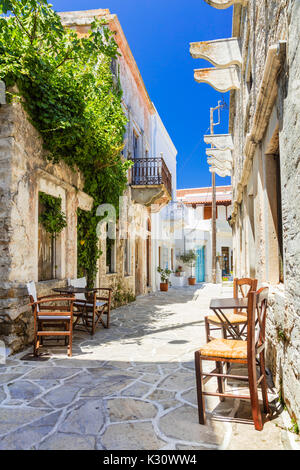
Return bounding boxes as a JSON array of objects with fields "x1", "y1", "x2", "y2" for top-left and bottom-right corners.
[
  {"x1": 273, "y1": 0, "x2": 300, "y2": 422},
  {"x1": 0, "y1": 100, "x2": 92, "y2": 354},
  {"x1": 230, "y1": 0, "x2": 300, "y2": 423}
]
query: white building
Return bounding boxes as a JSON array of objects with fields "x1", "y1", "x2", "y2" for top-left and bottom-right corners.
[
  {"x1": 174, "y1": 186, "x2": 233, "y2": 284},
  {"x1": 151, "y1": 107, "x2": 178, "y2": 291}
]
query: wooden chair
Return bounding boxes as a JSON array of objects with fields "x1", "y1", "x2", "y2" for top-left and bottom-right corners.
[
  {"x1": 67, "y1": 277, "x2": 88, "y2": 329},
  {"x1": 68, "y1": 278, "x2": 112, "y2": 335},
  {"x1": 82, "y1": 288, "x2": 112, "y2": 335},
  {"x1": 27, "y1": 281, "x2": 75, "y2": 357},
  {"x1": 205, "y1": 277, "x2": 258, "y2": 342},
  {"x1": 195, "y1": 287, "x2": 270, "y2": 431}
]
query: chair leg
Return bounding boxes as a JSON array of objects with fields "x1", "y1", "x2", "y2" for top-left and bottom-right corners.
[
  {"x1": 40, "y1": 322, "x2": 44, "y2": 346},
  {"x1": 195, "y1": 350, "x2": 206, "y2": 425},
  {"x1": 106, "y1": 304, "x2": 110, "y2": 329},
  {"x1": 259, "y1": 352, "x2": 270, "y2": 415},
  {"x1": 33, "y1": 317, "x2": 38, "y2": 356},
  {"x1": 64, "y1": 322, "x2": 68, "y2": 346},
  {"x1": 91, "y1": 308, "x2": 96, "y2": 336},
  {"x1": 33, "y1": 333, "x2": 38, "y2": 357},
  {"x1": 221, "y1": 327, "x2": 230, "y2": 373},
  {"x1": 216, "y1": 361, "x2": 225, "y2": 402},
  {"x1": 205, "y1": 317, "x2": 210, "y2": 342},
  {"x1": 248, "y1": 356, "x2": 263, "y2": 431},
  {"x1": 68, "y1": 320, "x2": 73, "y2": 357},
  {"x1": 35, "y1": 336, "x2": 40, "y2": 357}
]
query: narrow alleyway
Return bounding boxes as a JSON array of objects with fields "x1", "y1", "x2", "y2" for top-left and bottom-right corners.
[{"x1": 0, "y1": 285, "x2": 292, "y2": 450}]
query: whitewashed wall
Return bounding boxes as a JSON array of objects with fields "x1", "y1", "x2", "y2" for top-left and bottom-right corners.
[{"x1": 151, "y1": 107, "x2": 177, "y2": 291}]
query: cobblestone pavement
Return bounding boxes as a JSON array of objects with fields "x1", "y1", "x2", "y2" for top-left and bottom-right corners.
[{"x1": 0, "y1": 284, "x2": 293, "y2": 450}]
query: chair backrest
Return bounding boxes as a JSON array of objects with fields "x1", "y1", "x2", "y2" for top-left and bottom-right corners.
[
  {"x1": 26, "y1": 281, "x2": 39, "y2": 312},
  {"x1": 67, "y1": 277, "x2": 87, "y2": 300},
  {"x1": 247, "y1": 287, "x2": 269, "y2": 358},
  {"x1": 233, "y1": 278, "x2": 258, "y2": 314}
]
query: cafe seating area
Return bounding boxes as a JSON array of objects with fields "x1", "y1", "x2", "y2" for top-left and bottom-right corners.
[
  {"x1": 26, "y1": 277, "x2": 112, "y2": 358},
  {"x1": 26, "y1": 275, "x2": 273, "y2": 432},
  {"x1": 194, "y1": 277, "x2": 270, "y2": 431}
]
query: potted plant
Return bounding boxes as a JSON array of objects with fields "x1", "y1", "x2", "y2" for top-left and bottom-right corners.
[
  {"x1": 175, "y1": 265, "x2": 184, "y2": 277},
  {"x1": 179, "y1": 250, "x2": 197, "y2": 285},
  {"x1": 157, "y1": 267, "x2": 172, "y2": 291}
]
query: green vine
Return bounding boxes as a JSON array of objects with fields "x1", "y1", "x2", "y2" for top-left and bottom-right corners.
[
  {"x1": 113, "y1": 282, "x2": 136, "y2": 309},
  {"x1": 38, "y1": 192, "x2": 67, "y2": 238},
  {"x1": 0, "y1": 1, "x2": 131, "y2": 286}
]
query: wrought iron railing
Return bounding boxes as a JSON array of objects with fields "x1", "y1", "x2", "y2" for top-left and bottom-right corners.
[{"x1": 131, "y1": 157, "x2": 172, "y2": 196}]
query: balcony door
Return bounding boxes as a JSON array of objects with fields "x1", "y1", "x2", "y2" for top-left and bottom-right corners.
[
  {"x1": 135, "y1": 237, "x2": 142, "y2": 296},
  {"x1": 146, "y1": 218, "x2": 152, "y2": 287}
]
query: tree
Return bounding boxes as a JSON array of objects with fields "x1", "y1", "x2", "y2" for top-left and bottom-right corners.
[
  {"x1": 0, "y1": 0, "x2": 131, "y2": 285},
  {"x1": 179, "y1": 250, "x2": 197, "y2": 278}
]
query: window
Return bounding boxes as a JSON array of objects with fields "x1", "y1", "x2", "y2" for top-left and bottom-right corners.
[
  {"x1": 38, "y1": 192, "x2": 64, "y2": 281},
  {"x1": 171, "y1": 248, "x2": 174, "y2": 270},
  {"x1": 221, "y1": 247, "x2": 230, "y2": 276},
  {"x1": 276, "y1": 157, "x2": 284, "y2": 283},
  {"x1": 203, "y1": 205, "x2": 218, "y2": 220},
  {"x1": 245, "y1": 49, "x2": 253, "y2": 96},
  {"x1": 133, "y1": 132, "x2": 139, "y2": 159},
  {"x1": 110, "y1": 58, "x2": 118, "y2": 77},
  {"x1": 158, "y1": 246, "x2": 161, "y2": 268},
  {"x1": 246, "y1": 70, "x2": 253, "y2": 95},
  {"x1": 146, "y1": 219, "x2": 151, "y2": 287},
  {"x1": 265, "y1": 150, "x2": 284, "y2": 283},
  {"x1": 124, "y1": 239, "x2": 131, "y2": 276},
  {"x1": 106, "y1": 237, "x2": 116, "y2": 274},
  {"x1": 38, "y1": 199, "x2": 53, "y2": 281},
  {"x1": 204, "y1": 206, "x2": 211, "y2": 220}
]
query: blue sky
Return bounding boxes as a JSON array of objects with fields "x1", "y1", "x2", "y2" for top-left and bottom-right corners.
[{"x1": 52, "y1": 0, "x2": 232, "y2": 189}]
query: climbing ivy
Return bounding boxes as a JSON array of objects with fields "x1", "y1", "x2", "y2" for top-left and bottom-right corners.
[
  {"x1": 0, "y1": 0, "x2": 132, "y2": 285},
  {"x1": 38, "y1": 192, "x2": 67, "y2": 237}
]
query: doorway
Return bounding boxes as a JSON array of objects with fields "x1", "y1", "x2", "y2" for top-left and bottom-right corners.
[
  {"x1": 196, "y1": 247, "x2": 205, "y2": 282},
  {"x1": 221, "y1": 247, "x2": 230, "y2": 277},
  {"x1": 135, "y1": 237, "x2": 142, "y2": 296},
  {"x1": 146, "y1": 219, "x2": 151, "y2": 288}
]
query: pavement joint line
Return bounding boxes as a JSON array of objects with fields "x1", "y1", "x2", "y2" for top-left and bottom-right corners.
[{"x1": 0, "y1": 284, "x2": 289, "y2": 450}]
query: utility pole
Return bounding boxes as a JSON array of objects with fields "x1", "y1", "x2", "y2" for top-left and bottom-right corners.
[
  {"x1": 210, "y1": 106, "x2": 217, "y2": 284},
  {"x1": 209, "y1": 100, "x2": 226, "y2": 284}
]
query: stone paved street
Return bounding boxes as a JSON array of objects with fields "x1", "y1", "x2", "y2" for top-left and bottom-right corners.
[{"x1": 0, "y1": 285, "x2": 293, "y2": 450}]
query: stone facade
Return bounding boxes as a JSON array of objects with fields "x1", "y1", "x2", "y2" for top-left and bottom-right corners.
[
  {"x1": 227, "y1": 0, "x2": 300, "y2": 424},
  {"x1": 0, "y1": 9, "x2": 176, "y2": 353},
  {"x1": 0, "y1": 100, "x2": 92, "y2": 354}
]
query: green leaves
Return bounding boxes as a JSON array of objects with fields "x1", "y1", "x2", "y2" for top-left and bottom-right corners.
[
  {"x1": 38, "y1": 192, "x2": 67, "y2": 237},
  {"x1": 1, "y1": 0, "x2": 128, "y2": 285},
  {"x1": 179, "y1": 250, "x2": 197, "y2": 265},
  {"x1": 157, "y1": 267, "x2": 172, "y2": 283}
]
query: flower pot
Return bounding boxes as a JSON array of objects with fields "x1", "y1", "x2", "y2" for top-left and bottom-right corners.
[
  {"x1": 188, "y1": 277, "x2": 196, "y2": 286},
  {"x1": 160, "y1": 282, "x2": 169, "y2": 292}
]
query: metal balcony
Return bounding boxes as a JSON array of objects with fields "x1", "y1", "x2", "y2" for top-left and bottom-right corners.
[{"x1": 130, "y1": 157, "x2": 172, "y2": 208}]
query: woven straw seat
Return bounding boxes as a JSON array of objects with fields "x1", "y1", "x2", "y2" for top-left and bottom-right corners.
[
  {"x1": 199, "y1": 338, "x2": 247, "y2": 359},
  {"x1": 207, "y1": 313, "x2": 247, "y2": 324},
  {"x1": 195, "y1": 288, "x2": 270, "y2": 431}
]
